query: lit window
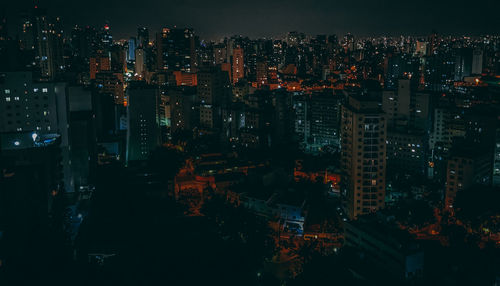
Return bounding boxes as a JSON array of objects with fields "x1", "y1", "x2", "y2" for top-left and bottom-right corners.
[
  {"x1": 34, "y1": 88, "x2": 39, "y2": 92},
  {"x1": 14, "y1": 97, "x2": 20, "y2": 101},
  {"x1": 42, "y1": 88, "x2": 48, "y2": 93},
  {"x1": 4, "y1": 89, "x2": 10, "y2": 94},
  {"x1": 5, "y1": 97, "x2": 11, "y2": 102}
]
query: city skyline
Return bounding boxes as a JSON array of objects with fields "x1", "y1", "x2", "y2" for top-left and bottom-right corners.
[
  {"x1": 3, "y1": 0, "x2": 500, "y2": 40},
  {"x1": 1, "y1": 1, "x2": 500, "y2": 285}
]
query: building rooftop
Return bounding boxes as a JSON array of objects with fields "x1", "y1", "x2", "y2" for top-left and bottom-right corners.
[{"x1": 346, "y1": 215, "x2": 421, "y2": 255}]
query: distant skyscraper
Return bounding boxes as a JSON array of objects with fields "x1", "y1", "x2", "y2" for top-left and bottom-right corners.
[
  {"x1": 110, "y1": 44, "x2": 127, "y2": 72},
  {"x1": 100, "y1": 23, "x2": 112, "y2": 51},
  {"x1": 128, "y1": 37, "x2": 136, "y2": 62},
  {"x1": 493, "y1": 127, "x2": 500, "y2": 187},
  {"x1": 341, "y1": 93, "x2": 387, "y2": 219},
  {"x1": 135, "y1": 47, "x2": 145, "y2": 77},
  {"x1": 232, "y1": 47, "x2": 244, "y2": 84},
  {"x1": 71, "y1": 25, "x2": 98, "y2": 62},
  {"x1": 137, "y1": 27, "x2": 149, "y2": 48},
  {"x1": 414, "y1": 41, "x2": 427, "y2": 56},
  {"x1": 472, "y1": 48, "x2": 483, "y2": 75}
]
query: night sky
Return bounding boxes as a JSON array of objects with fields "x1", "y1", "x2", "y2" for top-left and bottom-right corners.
[{"x1": 2, "y1": 0, "x2": 500, "y2": 40}]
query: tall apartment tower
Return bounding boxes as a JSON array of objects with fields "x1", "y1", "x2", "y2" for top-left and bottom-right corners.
[
  {"x1": 341, "y1": 93, "x2": 387, "y2": 219},
  {"x1": 232, "y1": 47, "x2": 244, "y2": 84}
]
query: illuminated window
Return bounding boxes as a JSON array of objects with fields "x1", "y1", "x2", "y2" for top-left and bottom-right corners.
[
  {"x1": 14, "y1": 97, "x2": 20, "y2": 101},
  {"x1": 4, "y1": 89, "x2": 10, "y2": 94},
  {"x1": 42, "y1": 88, "x2": 48, "y2": 93},
  {"x1": 5, "y1": 97, "x2": 11, "y2": 102}
]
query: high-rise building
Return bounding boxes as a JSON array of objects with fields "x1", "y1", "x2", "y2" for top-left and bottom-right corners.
[
  {"x1": 382, "y1": 80, "x2": 430, "y2": 175},
  {"x1": 472, "y1": 48, "x2": 483, "y2": 75},
  {"x1": 128, "y1": 37, "x2": 136, "y2": 62},
  {"x1": 341, "y1": 93, "x2": 387, "y2": 219},
  {"x1": 0, "y1": 132, "x2": 64, "y2": 259},
  {"x1": 429, "y1": 106, "x2": 454, "y2": 151},
  {"x1": 94, "y1": 71, "x2": 125, "y2": 105},
  {"x1": 309, "y1": 90, "x2": 341, "y2": 149},
  {"x1": 137, "y1": 27, "x2": 149, "y2": 48},
  {"x1": 232, "y1": 47, "x2": 244, "y2": 84},
  {"x1": 0, "y1": 72, "x2": 73, "y2": 192},
  {"x1": 454, "y1": 48, "x2": 473, "y2": 81},
  {"x1": 445, "y1": 147, "x2": 491, "y2": 211},
  {"x1": 213, "y1": 43, "x2": 227, "y2": 65},
  {"x1": 126, "y1": 82, "x2": 160, "y2": 162},
  {"x1": 89, "y1": 51, "x2": 111, "y2": 79},
  {"x1": 293, "y1": 90, "x2": 341, "y2": 152},
  {"x1": 293, "y1": 93, "x2": 310, "y2": 147},
  {"x1": 70, "y1": 25, "x2": 99, "y2": 64},
  {"x1": 382, "y1": 79, "x2": 430, "y2": 130},
  {"x1": 414, "y1": 41, "x2": 427, "y2": 56},
  {"x1": 256, "y1": 61, "x2": 268, "y2": 86},
  {"x1": 493, "y1": 127, "x2": 500, "y2": 187},
  {"x1": 28, "y1": 7, "x2": 65, "y2": 80},
  {"x1": 67, "y1": 86, "x2": 97, "y2": 189},
  {"x1": 197, "y1": 66, "x2": 231, "y2": 130},
  {"x1": 386, "y1": 130, "x2": 426, "y2": 176},
  {"x1": 170, "y1": 87, "x2": 197, "y2": 134},
  {"x1": 99, "y1": 23, "x2": 112, "y2": 51},
  {"x1": 156, "y1": 28, "x2": 196, "y2": 73},
  {"x1": 135, "y1": 47, "x2": 145, "y2": 78},
  {"x1": 110, "y1": 44, "x2": 127, "y2": 73}
]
